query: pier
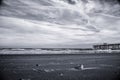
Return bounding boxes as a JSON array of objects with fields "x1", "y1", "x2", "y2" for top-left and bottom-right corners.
[{"x1": 93, "y1": 43, "x2": 120, "y2": 50}]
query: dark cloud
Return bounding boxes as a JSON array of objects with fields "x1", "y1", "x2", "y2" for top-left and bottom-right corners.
[
  {"x1": 67, "y1": 0, "x2": 76, "y2": 5},
  {"x1": 117, "y1": 0, "x2": 120, "y2": 4},
  {"x1": 99, "y1": 0, "x2": 120, "y2": 5},
  {"x1": 0, "y1": 0, "x2": 3, "y2": 6}
]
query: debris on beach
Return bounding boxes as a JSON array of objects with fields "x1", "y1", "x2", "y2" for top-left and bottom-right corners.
[
  {"x1": 60, "y1": 73, "x2": 63, "y2": 76},
  {"x1": 32, "y1": 68, "x2": 45, "y2": 73},
  {"x1": 44, "y1": 69, "x2": 55, "y2": 72},
  {"x1": 44, "y1": 69, "x2": 50, "y2": 72},
  {"x1": 36, "y1": 64, "x2": 39, "y2": 67},
  {"x1": 32, "y1": 68, "x2": 38, "y2": 71},
  {"x1": 19, "y1": 78, "x2": 31, "y2": 80}
]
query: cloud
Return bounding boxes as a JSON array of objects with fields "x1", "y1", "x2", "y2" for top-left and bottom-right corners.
[{"x1": 0, "y1": 0, "x2": 120, "y2": 48}]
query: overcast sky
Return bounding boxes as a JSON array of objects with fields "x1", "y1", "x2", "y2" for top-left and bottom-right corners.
[{"x1": 0, "y1": 0, "x2": 120, "y2": 48}]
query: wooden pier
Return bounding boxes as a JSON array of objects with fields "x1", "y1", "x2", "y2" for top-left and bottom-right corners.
[{"x1": 93, "y1": 43, "x2": 120, "y2": 50}]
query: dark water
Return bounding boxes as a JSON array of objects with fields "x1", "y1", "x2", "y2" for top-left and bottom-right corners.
[{"x1": 0, "y1": 54, "x2": 120, "y2": 80}]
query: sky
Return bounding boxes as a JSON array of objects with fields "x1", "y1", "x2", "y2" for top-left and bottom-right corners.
[{"x1": 0, "y1": 0, "x2": 120, "y2": 48}]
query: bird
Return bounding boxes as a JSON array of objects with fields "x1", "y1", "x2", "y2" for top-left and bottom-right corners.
[
  {"x1": 74, "y1": 64, "x2": 98, "y2": 70},
  {"x1": 81, "y1": 64, "x2": 84, "y2": 70},
  {"x1": 74, "y1": 64, "x2": 84, "y2": 70}
]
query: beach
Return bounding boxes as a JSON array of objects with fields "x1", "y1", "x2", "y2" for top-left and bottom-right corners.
[{"x1": 0, "y1": 53, "x2": 120, "y2": 80}]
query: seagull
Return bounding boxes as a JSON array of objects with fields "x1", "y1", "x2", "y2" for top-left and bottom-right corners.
[
  {"x1": 74, "y1": 64, "x2": 98, "y2": 70},
  {"x1": 74, "y1": 64, "x2": 84, "y2": 70}
]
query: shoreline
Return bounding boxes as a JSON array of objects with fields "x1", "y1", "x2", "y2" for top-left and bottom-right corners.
[{"x1": 0, "y1": 52, "x2": 120, "y2": 56}]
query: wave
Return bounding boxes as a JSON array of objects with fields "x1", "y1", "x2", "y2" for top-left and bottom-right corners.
[{"x1": 11, "y1": 48, "x2": 25, "y2": 51}]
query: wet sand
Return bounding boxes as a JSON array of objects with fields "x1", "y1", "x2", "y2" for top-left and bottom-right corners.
[{"x1": 0, "y1": 53, "x2": 120, "y2": 80}]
